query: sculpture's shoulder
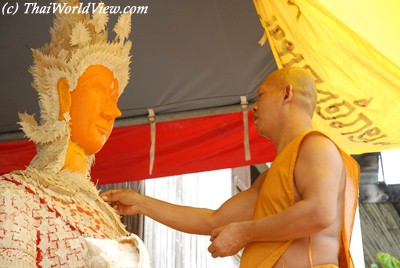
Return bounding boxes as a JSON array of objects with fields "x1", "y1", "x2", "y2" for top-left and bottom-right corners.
[
  {"x1": 1, "y1": 172, "x2": 24, "y2": 189},
  {"x1": 0, "y1": 173, "x2": 40, "y2": 209},
  {"x1": 0, "y1": 172, "x2": 64, "y2": 238},
  {"x1": 0, "y1": 173, "x2": 42, "y2": 267},
  {"x1": 0, "y1": 173, "x2": 89, "y2": 267}
]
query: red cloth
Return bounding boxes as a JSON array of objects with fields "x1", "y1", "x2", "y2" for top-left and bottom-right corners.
[{"x1": 0, "y1": 112, "x2": 276, "y2": 184}]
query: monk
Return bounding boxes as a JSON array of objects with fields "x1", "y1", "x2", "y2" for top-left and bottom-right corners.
[{"x1": 101, "y1": 67, "x2": 359, "y2": 268}]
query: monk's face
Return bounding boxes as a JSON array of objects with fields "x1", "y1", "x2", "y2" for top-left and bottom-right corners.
[
  {"x1": 69, "y1": 65, "x2": 121, "y2": 155},
  {"x1": 252, "y1": 75, "x2": 282, "y2": 139}
]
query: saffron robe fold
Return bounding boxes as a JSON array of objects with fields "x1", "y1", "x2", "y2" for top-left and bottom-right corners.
[{"x1": 240, "y1": 130, "x2": 359, "y2": 268}]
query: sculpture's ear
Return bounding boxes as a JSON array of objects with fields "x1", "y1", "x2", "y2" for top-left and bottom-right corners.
[{"x1": 57, "y1": 77, "x2": 71, "y2": 120}]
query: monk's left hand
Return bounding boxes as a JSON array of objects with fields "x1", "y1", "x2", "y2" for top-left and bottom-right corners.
[{"x1": 207, "y1": 221, "x2": 250, "y2": 258}]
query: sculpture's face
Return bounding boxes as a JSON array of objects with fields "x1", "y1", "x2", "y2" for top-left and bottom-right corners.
[{"x1": 69, "y1": 65, "x2": 121, "y2": 155}]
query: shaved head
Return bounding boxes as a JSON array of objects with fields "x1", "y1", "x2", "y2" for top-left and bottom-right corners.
[{"x1": 265, "y1": 68, "x2": 317, "y2": 116}]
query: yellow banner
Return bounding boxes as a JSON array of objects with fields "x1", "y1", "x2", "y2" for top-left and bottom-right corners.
[{"x1": 254, "y1": 0, "x2": 400, "y2": 154}]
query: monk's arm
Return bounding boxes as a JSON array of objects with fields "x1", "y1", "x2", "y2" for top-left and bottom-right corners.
[
  {"x1": 208, "y1": 133, "x2": 344, "y2": 257},
  {"x1": 101, "y1": 172, "x2": 266, "y2": 235},
  {"x1": 245, "y1": 134, "x2": 344, "y2": 242}
]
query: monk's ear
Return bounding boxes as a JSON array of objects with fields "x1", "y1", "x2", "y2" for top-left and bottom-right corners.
[
  {"x1": 283, "y1": 84, "x2": 294, "y2": 103},
  {"x1": 57, "y1": 78, "x2": 71, "y2": 120}
]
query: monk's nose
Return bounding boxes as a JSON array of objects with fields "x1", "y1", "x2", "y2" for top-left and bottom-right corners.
[{"x1": 252, "y1": 102, "x2": 258, "y2": 112}]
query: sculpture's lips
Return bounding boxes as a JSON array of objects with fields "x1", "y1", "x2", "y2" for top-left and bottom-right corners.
[{"x1": 96, "y1": 125, "x2": 108, "y2": 135}]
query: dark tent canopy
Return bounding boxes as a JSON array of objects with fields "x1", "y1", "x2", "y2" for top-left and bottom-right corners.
[{"x1": 0, "y1": 0, "x2": 277, "y2": 183}]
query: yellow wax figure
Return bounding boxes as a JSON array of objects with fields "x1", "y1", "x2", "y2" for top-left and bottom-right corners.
[
  {"x1": 101, "y1": 68, "x2": 360, "y2": 268},
  {"x1": 0, "y1": 1, "x2": 150, "y2": 267},
  {"x1": 60, "y1": 65, "x2": 122, "y2": 173}
]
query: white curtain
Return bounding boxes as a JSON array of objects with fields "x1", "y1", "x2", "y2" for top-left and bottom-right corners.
[{"x1": 144, "y1": 169, "x2": 239, "y2": 268}]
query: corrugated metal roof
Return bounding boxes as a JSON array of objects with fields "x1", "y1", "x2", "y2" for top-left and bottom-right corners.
[{"x1": 359, "y1": 202, "x2": 400, "y2": 266}]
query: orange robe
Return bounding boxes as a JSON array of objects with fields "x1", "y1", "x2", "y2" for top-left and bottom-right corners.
[{"x1": 240, "y1": 130, "x2": 359, "y2": 268}]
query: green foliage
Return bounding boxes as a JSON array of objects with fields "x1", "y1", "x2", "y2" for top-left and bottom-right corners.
[{"x1": 370, "y1": 252, "x2": 400, "y2": 268}]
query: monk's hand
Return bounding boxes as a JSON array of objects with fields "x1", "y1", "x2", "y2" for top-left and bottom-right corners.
[
  {"x1": 100, "y1": 189, "x2": 142, "y2": 215},
  {"x1": 207, "y1": 222, "x2": 249, "y2": 258}
]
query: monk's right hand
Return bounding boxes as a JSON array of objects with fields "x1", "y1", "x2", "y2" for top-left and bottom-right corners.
[{"x1": 100, "y1": 189, "x2": 141, "y2": 215}]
